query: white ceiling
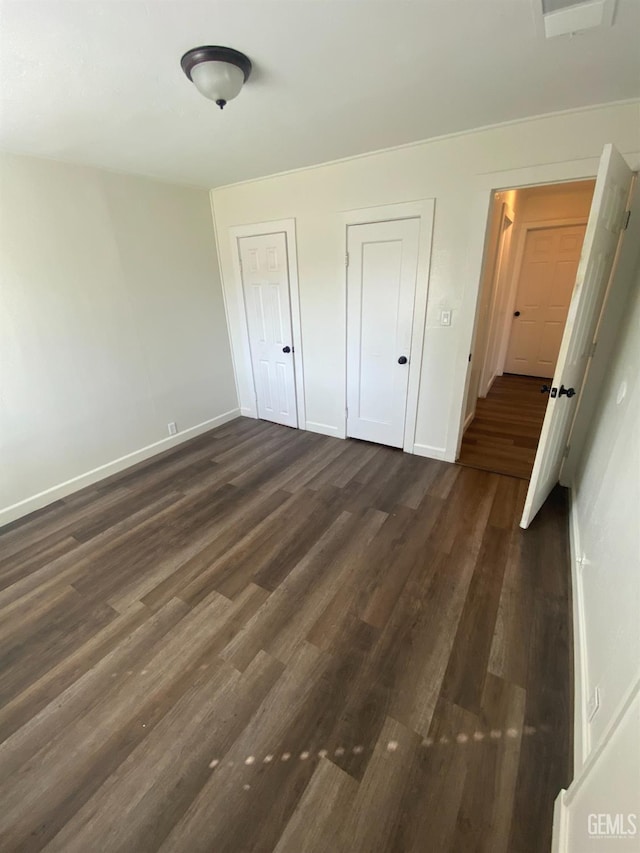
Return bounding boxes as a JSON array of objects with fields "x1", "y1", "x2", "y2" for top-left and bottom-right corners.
[{"x1": 0, "y1": 0, "x2": 638, "y2": 188}]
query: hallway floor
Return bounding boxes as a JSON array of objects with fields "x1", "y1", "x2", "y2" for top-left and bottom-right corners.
[{"x1": 458, "y1": 374, "x2": 549, "y2": 479}]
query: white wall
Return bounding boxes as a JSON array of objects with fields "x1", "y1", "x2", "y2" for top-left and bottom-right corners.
[
  {"x1": 515, "y1": 179, "x2": 595, "y2": 224},
  {"x1": 0, "y1": 153, "x2": 238, "y2": 524},
  {"x1": 211, "y1": 102, "x2": 640, "y2": 461},
  {"x1": 553, "y1": 188, "x2": 640, "y2": 851}
]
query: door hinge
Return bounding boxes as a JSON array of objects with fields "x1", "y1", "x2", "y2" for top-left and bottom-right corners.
[
  {"x1": 345, "y1": 407, "x2": 349, "y2": 420},
  {"x1": 345, "y1": 252, "x2": 349, "y2": 268},
  {"x1": 589, "y1": 340, "x2": 597, "y2": 358},
  {"x1": 623, "y1": 209, "x2": 631, "y2": 231},
  {"x1": 562, "y1": 444, "x2": 571, "y2": 459}
]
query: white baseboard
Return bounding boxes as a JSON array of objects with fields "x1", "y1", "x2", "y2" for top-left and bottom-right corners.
[
  {"x1": 568, "y1": 485, "x2": 589, "y2": 771},
  {"x1": 240, "y1": 406, "x2": 257, "y2": 417},
  {"x1": 479, "y1": 371, "x2": 497, "y2": 398},
  {"x1": 463, "y1": 409, "x2": 475, "y2": 433},
  {"x1": 412, "y1": 442, "x2": 449, "y2": 461},
  {"x1": 0, "y1": 408, "x2": 240, "y2": 528},
  {"x1": 551, "y1": 789, "x2": 569, "y2": 853},
  {"x1": 305, "y1": 421, "x2": 344, "y2": 439}
]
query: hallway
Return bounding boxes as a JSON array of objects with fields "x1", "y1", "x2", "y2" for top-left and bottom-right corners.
[{"x1": 458, "y1": 375, "x2": 549, "y2": 479}]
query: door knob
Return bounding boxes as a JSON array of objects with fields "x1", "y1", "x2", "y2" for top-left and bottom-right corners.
[
  {"x1": 282, "y1": 346, "x2": 291, "y2": 353},
  {"x1": 541, "y1": 384, "x2": 551, "y2": 394},
  {"x1": 514, "y1": 311, "x2": 521, "y2": 317},
  {"x1": 558, "y1": 385, "x2": 576, "y2": 398},
  {"x1": 398, "y1": 356, "x2": 408, "y2": 365}
]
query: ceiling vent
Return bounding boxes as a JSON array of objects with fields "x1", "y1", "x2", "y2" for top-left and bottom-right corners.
[{"x1": 541, "y1": 0, "x2": 616, "y2": 37}]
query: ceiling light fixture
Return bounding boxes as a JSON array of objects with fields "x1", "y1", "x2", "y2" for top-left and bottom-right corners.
[{"x1": 180, "y1": 45, "x2": 252, "y2": 109}]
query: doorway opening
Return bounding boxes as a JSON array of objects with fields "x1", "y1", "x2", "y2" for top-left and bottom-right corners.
[{"x1": 459, "y1": 178, "x2": 596, "y2": 479}]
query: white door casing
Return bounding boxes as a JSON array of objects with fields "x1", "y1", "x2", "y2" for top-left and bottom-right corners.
[
  {"x1": 521, "y1": 144, "x2": 634, "y2": 529},
  {"x1": 478, "y1": 203, "x2": 515, "y2": 398},
  {"x1": 346, "y1": 218, "x2": 420, "y2": 448},
  {"x1": 505, "y1": 224, "x2": 586, "y2": 378},
  {"x1": 238, "y1": 232, "x2": 298, "y2": 428}
]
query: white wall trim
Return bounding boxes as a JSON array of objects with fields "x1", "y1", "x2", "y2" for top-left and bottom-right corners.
[
  {"x1": 453, "y1": 152, "x2": 640, "y2": 462},
  {"x1": 462, "y1": 409, "x2": 475, "y2": 434},
  {"x1": 568, "y1": 485, "x2": 590, "y2": 771},
  {"x1": 478, "y1": 201, "x2": 515, "y2": 399},
  {"x1": 413, "y1": 442, "x2": 449, "y2": 462},
  {"x1": 227, "y1": 218, "x2": 306, "y2": 429},
  {"x1": 305, "y1": 420, "x2": 343, "y2": 438},
  {"x1": 0, "y1": 408, "x2": 240, "y2": 529},
  {"x1": 551, "y1": 789, "x2": 569, "y2": 853},
  {"x1": 341, "y1": 199, "x2": 436, "y2": 455},
  {"x1": 209, "y1": 197, "x2": 243, "y2": 413}
]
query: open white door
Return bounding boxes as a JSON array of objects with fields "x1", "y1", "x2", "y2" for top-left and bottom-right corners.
[{"x1": 520, "y1": 144, "x2": 634, "y2": 528}]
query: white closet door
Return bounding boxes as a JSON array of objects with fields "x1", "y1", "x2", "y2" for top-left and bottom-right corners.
[
  {"x1": 346, "y1": 218, "x2": 420, "y2": 448},
  {"x1": 239, "y1": 232, "x2": 297, "y2": 428}
]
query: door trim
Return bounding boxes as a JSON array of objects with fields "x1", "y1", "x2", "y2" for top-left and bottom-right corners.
[
  {"x1": 227, "y1": 219, "x2": 306, "y2": 429},
  {"x1": 454, "y1": 151, "x2": 640, "y2": 463},
  {"x1": 477, "y1": 201, "x2": 515, "y2": 400},
  {"x1": 341, "y1": 200, "x2": 435, "y2": 453},
  {"x1": 500, "y1": 217, "x2": 588, "y2": 378}
]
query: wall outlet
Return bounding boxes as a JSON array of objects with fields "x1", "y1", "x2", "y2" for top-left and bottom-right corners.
[
  {"x1": 440, "y1": 309, "x2": 452, "y2": 327},
  {"x1": 587, "y1": 685, "x2": 600, "y2": 721},
  {"x1": 168, "y1": 422, "x2": 178, "y2": 436}
]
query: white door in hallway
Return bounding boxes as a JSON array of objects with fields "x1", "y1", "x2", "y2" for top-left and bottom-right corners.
[
  {"x1": 238, "y1": 232, "x2": 298, "y2": 428},
  {"x1": 346, "y1": 218, "x2": 420, "y2": 448},
  {"x1": 521, "y1": 144, "x2": 634, "y2": 529},
  {"x1": 504, "y1": 224, "x2": 586, "y2": 378}
]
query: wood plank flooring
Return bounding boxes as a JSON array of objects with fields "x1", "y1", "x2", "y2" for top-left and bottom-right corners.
[
  {"x1": 458, "y1": 374, "x2": 549, "y2": 479},
  {"x1": 0, "y1": 417, "x2": 572, "y2": 852}
]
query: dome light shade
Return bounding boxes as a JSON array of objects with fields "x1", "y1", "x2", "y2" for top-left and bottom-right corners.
[{"x1": 181, "y1": 46, "x2": 252, "y2": 109}]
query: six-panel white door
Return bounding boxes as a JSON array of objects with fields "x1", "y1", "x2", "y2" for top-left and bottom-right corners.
[
  {"x1": 504, "y1": 223, "x2": 586, "y2": 378},
  {"x1": 521, "y1": 144, "x2": 634, "y2": 529},
  {"x1": 346, "y1": 218, "x2": 420, "y2": 448},
  {"x1": 238, "y1": 232, "x2": 298, "y2": 428}
]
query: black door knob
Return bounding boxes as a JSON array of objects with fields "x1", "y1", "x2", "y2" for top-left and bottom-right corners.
[
  {"x1": 398, "y1": 356, "x2": 408, "y2": 365},
  {"x1": 282, "y1": 346, "x2": 291, "y2": 353},
  {"x1": 541, "y1": 384, "x2": 551, "y2": 394},
  {"x1": 559, "y1": 385, "x2": 576, "y2": 398},
  {"x1": 514, "y1": 311, "x2": 521, "y2": 317}
]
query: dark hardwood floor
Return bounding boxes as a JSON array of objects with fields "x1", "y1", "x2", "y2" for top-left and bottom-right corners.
[
  {"x1": 0, "y1": 417, "x2": 572, "y2": 852},
  {"x1": 458, "y1": 374, "x2": 550, "y2": 479}
]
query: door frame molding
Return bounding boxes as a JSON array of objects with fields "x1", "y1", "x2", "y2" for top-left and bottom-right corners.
[
  {"x1": 453, "y1": 152, "x2": 640, "y2": 463},
  {"x1": 342, "y1": 199, "x2": 436, "y2": 453},
  {"x1": 476, "y1": 201, "x2": 515, "y2": 401},
  {"x1": 227, "y1": 219, "x2": 306, "y2": 429},
  {"x1": 500, "y1": 216, "x2": 589, "y2": 378}
]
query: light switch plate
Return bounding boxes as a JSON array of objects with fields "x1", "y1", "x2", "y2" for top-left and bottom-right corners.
[{"x1": 440, "y1": 309, "x2": 452, "y2": 327}]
